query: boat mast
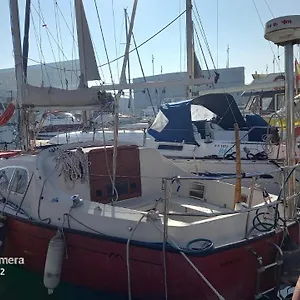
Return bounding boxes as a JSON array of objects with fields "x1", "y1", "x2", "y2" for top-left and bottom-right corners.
[
  {"x1": 9, "y1": 0, "x2": 30, "y2": 151},
  {"x1": 23, "y1": 0, "x2": 31, "y2": 83},
  {"x1": 186, "y1": 0, "x2": 194, "y2": 98},
  {"x1": 124, "y1": 8, "x2": 134, "y2": 114}
]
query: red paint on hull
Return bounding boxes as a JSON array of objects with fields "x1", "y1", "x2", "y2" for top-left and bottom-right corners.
[{"x1": 3, "y1": 217, "x2": 299, "y2": 300}]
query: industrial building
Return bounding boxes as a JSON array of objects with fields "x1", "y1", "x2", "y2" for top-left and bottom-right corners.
[
  {"x1": 0, "y1": 59, "x2": 80, "y2": 99},
  {"x1": 132, "y1": 67, "x2": 246, "y2": 113}
]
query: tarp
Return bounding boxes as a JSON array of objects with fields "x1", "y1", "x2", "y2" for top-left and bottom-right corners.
[
  {"x1": 192, "y1": 93, "x2": 247, "y2": 130},
  {"x1": 148, "y1": 99, "x2": 195, "y2": 144},
  {"x1": 148, "y1": 93, "x2": 249, "y2": 143}
]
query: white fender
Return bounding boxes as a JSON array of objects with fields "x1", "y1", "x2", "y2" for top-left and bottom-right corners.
[{"x1": 43, "y1": 230, "x2": 65, "y2": 295}]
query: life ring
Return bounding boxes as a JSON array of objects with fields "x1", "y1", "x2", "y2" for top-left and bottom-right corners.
[
  {"x1": 0, "y1": 101, "x2": 16, "y2": 126},
  {"x1": 273, "y1": 75, "x2": 285, "y2": 91}
]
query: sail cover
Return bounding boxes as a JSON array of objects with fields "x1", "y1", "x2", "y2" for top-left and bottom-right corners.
[
  {"x1": 75, "y1": 0, "x2": 100, "y2": 81},
  {"x1": 148, "y1": 93, "x2": 247, "y2": 143},
  {"x1": 22, "y1": 83, "x2": 113, "y2": 109}
]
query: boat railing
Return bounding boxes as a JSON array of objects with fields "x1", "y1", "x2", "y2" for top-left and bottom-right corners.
[
  {"x1": 223, "y1": 125, "x2": 280, "y2": 158},
  {"x1": 160, "y1": 162, "x2": 300, "y2": 220}
]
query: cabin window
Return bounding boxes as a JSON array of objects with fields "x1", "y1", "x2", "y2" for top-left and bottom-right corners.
[
  {"x1": 10, "y1": 168, "x2": 28, "y2": 194},
  {"x1": 276, "y1": 94, "x2": 285, "y2": 111},
  {"x1": 0, "y1": 168, "x2": 14, "y2": 190},
  {"x1": 248, "y1": 96, "x2": 261, "y2": 114},
  {"x1": 158, "y1": 145, "x2": 183, "y2": 151},
  {"x1": 106, "y1": 181, "x2": 129, "y2": 197},
  {"x1": 261, "y1": 97, "x2": 274, "y2": 113},
  {"x1": 189, "y1": 182, "x2": 206, "y2": 200}
]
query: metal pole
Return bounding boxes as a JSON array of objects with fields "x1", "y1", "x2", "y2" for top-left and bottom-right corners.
[
  {"x1": 162, "y1": 178, "x2": 169, "y2": 299},
  {"x1": 152, "y1": 55, "x2": 154, "y2": 76},
  {"x1": 124, "y1": 8, "x2": 133, "y2": 113},
  {"x1": 284, "y1": 43, "x2": 296, "y2": 219},
  {"x1": 9, "y1": 0, "x2": 29, "y2": 151},
  {"x1": 233, "y1": 123, "x2": 241, "y2": 209},
  {"x1": 226, "y1": 45, "x2": 229, "y2": 69},
  {"x1": 23, "y1": 0, "x2": 31, "y2": 83},
  {"x1": 186, "y1": 0, "x2": 193, "y2": 98}
]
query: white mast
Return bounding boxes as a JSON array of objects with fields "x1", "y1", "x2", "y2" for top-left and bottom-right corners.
[
  {"x1": 9, "y1": 0, "x2": 30, "y2": 151},
  {"x1": 186, "y1": 0, "x2": 194, "y2": 98}
]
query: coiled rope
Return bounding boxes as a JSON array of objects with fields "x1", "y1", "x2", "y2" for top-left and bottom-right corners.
[{"x1": 54, "y1": 148, "x2": 88, "y2": 183}]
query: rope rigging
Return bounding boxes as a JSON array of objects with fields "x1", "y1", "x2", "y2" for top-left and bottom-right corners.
[
  {"x1": 54, "y1": 148, "x2": 89, "y2": 183},
  {"x1": 126, "y1": 12, "x2": 156, "y2": 116},
  {"x1": 252, "y1": 0, "x2": 282, "y2": 73},
  {"x1": 31, "y1": 1, "x2": 79, "y2": 81},
  {"x1": 191, "y1": 1, "x2": 220, "y2": 84},
  {"x1": 30, "y1": 7, "x2": 51, "y2": 85},
  {"x1": 97, "y1": 9, "x2": 187, "y2": 68},
  {"x1": 53, "y1": 0, "x2": 65, "y2": 87},
  {"x1": 93, "y1": 0, "x2": 116, "y2": 89},
  {"x1": 194, "y1": 27, "x2": 211, "y2": 79},
  {"x1": 111, "y1": 0, "x2": 120, "y2": 79},
  {"x1": 34, "y1": 2, "x2": 64, "y2": 87},
  {"x1": 192, "y1": 0, "x2": 217, "y2": 71},
  {"x1": 22, "y1": 8, "x2": 188, "y2": 76}
]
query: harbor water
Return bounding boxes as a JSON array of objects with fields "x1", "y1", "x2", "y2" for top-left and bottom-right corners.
[
  {"x1": 0, "y1": 265, "x2": 132, "y2": 300},
  {"x1": 0, "y1": 264, "x2": 295, "y2": 299}
]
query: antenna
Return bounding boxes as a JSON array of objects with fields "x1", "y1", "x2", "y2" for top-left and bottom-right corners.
[
  {"x1": 152, "y1": 54, "x2": 155, "y2": 76},
  {"x1": 226, "y1": 45, "x2": 230, "y2": 68},
  {"x1": 161, "y1": 65, "x2": 163, "y2": 74}
]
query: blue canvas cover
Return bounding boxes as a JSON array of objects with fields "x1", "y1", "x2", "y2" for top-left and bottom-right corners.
[
  {"x1": 245, "y1": 114, "x2": 269, "y2": 142},
  {"x1": 148, "y1": 93, "x2": 255, "y2": 143},
  {"x1": 148, "y1": 99, "x2": 196, "y2": 144},
  {"x1": 192, "y1": 93, "x2": 247, "y2": 130}
]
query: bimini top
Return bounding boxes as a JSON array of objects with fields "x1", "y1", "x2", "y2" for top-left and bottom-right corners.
[{"x1": 148, "y1": 93, "x2": 248, "y2": 144}]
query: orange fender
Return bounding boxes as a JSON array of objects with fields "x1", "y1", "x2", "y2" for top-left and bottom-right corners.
[
  {"x1": 293, "y1": 276, "x2": 300, "y2": 299},
  {"x1": 0, "y1": 102, "x2": 15, "y2": 126}
]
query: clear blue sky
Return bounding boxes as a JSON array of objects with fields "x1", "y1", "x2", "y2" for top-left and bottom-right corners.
[{"x1": 0, "y1": 0, "x2": 300, "y2": 86}]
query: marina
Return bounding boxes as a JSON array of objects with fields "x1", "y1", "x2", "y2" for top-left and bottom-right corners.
[{"x1": 1, "y1": 0, "x2": 300, "y2": 299}]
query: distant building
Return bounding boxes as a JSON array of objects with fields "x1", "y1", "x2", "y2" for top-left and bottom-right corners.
[{"x1": 133, "y1": 67, "x2": 246, "y2": 113}]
